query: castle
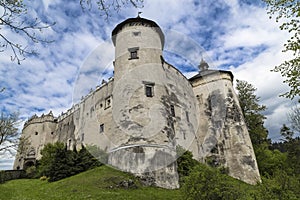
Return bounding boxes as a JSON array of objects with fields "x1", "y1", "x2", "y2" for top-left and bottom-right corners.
[{"x1": 14, "y1": 16, "x2": 261, "y2": 188}]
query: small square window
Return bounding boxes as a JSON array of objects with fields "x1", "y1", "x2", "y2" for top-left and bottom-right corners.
[
  {"x1": 100, "y1": 124, "x2": 104, "y2": 133},
  {"x1": 143, "y1": 81, "x2": 155, "y2": 97},
  {"x1": 128, "y1": 47, "x2": 139, "y2": 60},
  {"x1": 131, "y1": 51, "x2": 138, "y2": 59}
]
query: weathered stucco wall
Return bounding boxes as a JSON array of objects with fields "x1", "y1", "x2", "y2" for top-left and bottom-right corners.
[
  {"x1": 13, "y1": 113, "x2": 57, "y2": 169},
  {"x1": 190, "y1": 70, "x2": 261, "y2": 184},
  {"x1": 14, "y1": 17, "x2": 261, "y2": 188}
]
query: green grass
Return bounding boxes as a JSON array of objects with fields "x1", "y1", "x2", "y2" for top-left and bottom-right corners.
[{"x1": 0, "y1": 166, "x2": 182, "y2": 200}]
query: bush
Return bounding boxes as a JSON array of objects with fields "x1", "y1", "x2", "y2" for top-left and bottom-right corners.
[
  {"x1": 37, "y1": 142, "x2": 102, "y2": 182},
  {"x1": 26, "y1": 166, "x2": 37, "y2": 178},
  {"x1": 176, "y1": 146, "x2": 198, "y2": 184},
  {"x1": 182, "y1": 164, "x2": 243, "y2": 200}
]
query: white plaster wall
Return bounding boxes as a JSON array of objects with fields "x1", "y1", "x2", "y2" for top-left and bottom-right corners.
[{"x1": 190, "y1": 70, "x2": 261, "y2": 184}]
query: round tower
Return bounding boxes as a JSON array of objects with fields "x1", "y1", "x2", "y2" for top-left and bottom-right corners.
[
  {"x1": 110, "y1": 17, "x2": 179, "y2": 189},
  {"x1": 189, "y1": 62, "x2": 261, "y2": 185},
  {"x1": 112, "y1": 16, "x2": 164, "y2": 81}
]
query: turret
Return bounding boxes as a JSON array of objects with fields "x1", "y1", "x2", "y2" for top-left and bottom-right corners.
[
  {"x1": 110, "y1": 17, "x2": 179, "y2": 189},
  {"x1": 189, "y1": 60, "x2": 261, "y2": 184},
  {"x1": 112, "y1": 16, "x2": 164, "y2": 81}
]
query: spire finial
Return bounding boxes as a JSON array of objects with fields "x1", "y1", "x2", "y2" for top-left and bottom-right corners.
[
  {"x1": 137, "y1": 11, "x2": 142, "y2": 18},
  {"x1": 198, "y1": 58, "x2": 209, "y2": 71}
]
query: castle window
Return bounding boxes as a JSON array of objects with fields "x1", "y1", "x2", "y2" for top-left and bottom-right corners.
[
  {"x1": 51, "y1": 132, "x2": 54, "y2": 135},
  {"x1": 68, "y1": 139, "x2": 72, "y2": 150},
  {"x1": 142, "y1": 81, "x2": 155, "y2": 97},
  {"x1": 132, "y1": 31, "x2": 141, "y2": 36},
  {"x1": 170, "y1": 105, "x2": 175, "y2": 117},
  {"x1": 81, "y1": 133, "x2": 84, "y2": 142},
  {"x1": 35, "y1": 132, "x2": 38, "y2": 135},
  {"x1": 99, "y1": 124, "x2": 104, "y2": 133},
  {"x1": 128, "y1": 47, "x2": 139, "y2": 59},
  {"x1": 145, "y1": 85, "x2": 153, "y2": 97},
  {"x1": 105, "y1": 97, "x2": 111, "y2": 109}
]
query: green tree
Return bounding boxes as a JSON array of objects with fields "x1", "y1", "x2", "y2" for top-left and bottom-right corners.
[
  {"x1": 235, "y1": 80, "x2": 268, "y2": 149},
  {"x1": 263, "y1": 0, "x2": 300, "y2": 99},
  {"x1": 38, "y1": 142, "x2": 66, "y2": 178},
  {"x1": 38, "y1": 142, "x2": 101, "y2": 181},
  {"x1": 76, "y1": 145, "x2": 101, "y2": 172},
  {"x1": 280, "y1": 124, "x2": 294, "y2": 141},
  {"x1": 176, "y1": 146, "x2": 198, "y2": 184},
  {"x1": 0, "y1": 0, "x2": 54, "y2": 64},
  {"x1": 183, "y1": 164, "x2": 243, "y2": 200}
]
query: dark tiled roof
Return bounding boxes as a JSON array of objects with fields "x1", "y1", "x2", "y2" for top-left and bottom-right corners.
[
  {"x1": 189, "y1": 69, "x2": 234, "y2": 82},
  {"x1": 111, "y1": 17, "x2": 165, "y2": 47}
]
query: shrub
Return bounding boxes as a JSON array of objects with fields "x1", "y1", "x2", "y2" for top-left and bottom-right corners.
[
  {"x1": 37, "y1": 142, "x2": 102, "y2": 182},
  {"x1": 182, "y1": 164, "x2": 243, "y2": 200},
  {"x1": 25, "y1": 166, "x2": 37, "y2": 178}
]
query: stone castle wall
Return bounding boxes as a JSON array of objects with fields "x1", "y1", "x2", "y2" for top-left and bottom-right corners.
[{"x1": 14, "y1": 17, "x2": 261, "y2": 188}]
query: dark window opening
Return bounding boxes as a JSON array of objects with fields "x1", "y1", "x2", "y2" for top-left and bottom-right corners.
[
  {"x1": 143, "y1": 81, "x2": 155, "y2": 97},
  {"x1": 170, "y1": 105, "x2": 175, "y2": 117},
  {"x1": 81, "y1": 133, "x2": 84, "y2": 141},
  {"x1": 145, "y1": 85, "x2": 153, "y2": 97},
  {"x1": 51, "y1": 132, "x2": 54, "y2": 135},
  {"x1": 105, "y1": 97, "x2": 111, "y2": 109},
  {"x1": 35, "y1": 132, "x2": 38, "y2": 135},
  {"x1": 100, "y1": 124, "x2": 104, "y2": 133},
  {"x1": 186, "y1": 111, "x2": 190, "y2": 123},
  {"x1": 130, "y1": 51, "x2": 138, "y2": 59},
  {"x1": 133, "y1": 31, "x2": 141, "y2": 36},
  {"x1": 128, "y1": 47, "x2": 139, "y2": 60},
  {"x1": 68, "y1": 139, "x2": 72, "y2": 150}
]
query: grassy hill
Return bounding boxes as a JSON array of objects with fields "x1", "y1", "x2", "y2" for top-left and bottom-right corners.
[{"x1": 0, "y1": 166, "x2": 182, "y2": 200}]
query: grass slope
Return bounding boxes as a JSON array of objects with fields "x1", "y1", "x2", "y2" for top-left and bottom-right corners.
[{"x1": 0, "y1": 166, "x2": 182, "y2": 200}]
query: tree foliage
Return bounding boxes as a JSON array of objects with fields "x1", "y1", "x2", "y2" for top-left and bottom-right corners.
[
  {"x1": 176, "y1": 146, "x2": 198, "y2": 184},
  {"x1": 80, "y1": 0, "x2": 144, "y2": 18},
  {"x1": 183, "y1": 164, "x2": 244, "y2": 200},
  {"x1": 38, "y1": 142, "x2": 101, "y2": 182},
  {"x1": 0, "y1": 112, "x2": 19, "y2": 155},
  {"x1": 264, "y1": 0, "x2": 300, "y2": 99},
  {"x1": 288, "y1": 103, "x2": 300, "y2": 133},
  {"x1": 0, "y1": 0, "x2": 54, "y2": 64},
  {"x1": 235, "y1": 80, "x2": 268, "y2": 148}
]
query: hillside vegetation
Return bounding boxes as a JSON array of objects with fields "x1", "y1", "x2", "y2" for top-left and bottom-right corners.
[{"x1": 0, "y1": 165, "x2": 182, "y2": 200}]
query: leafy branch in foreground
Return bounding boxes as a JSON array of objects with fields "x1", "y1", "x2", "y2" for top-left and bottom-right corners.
[
  {"x1": 288, "y1": 103, "x2": 300, "y2": 133},
  {"x1": 80, "y1": 0, "x2": 144, "y2": 19},
  {"x1": 264, "y1": 0, "x2": 300, "y2": 99},
  {"x1": 0, "y1": 112, "x2": 19, "y2": 155},
  {"x1": 0, "y1": 0, "x2": 55, "y2": 64}
]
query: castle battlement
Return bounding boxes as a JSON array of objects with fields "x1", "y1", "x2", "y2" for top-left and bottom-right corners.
[{"x1": 23, "y1": 111, "x2": 57, "y2": 129}]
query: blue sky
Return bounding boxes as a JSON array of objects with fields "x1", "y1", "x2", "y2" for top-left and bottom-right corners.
[{"x1": 0, "y1": 0, "x2": 297, "y2": 170}]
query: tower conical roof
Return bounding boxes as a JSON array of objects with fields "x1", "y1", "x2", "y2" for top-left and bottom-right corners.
[{"x1": 111, "y1": 17, "x2": 165, "y2": 48}]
